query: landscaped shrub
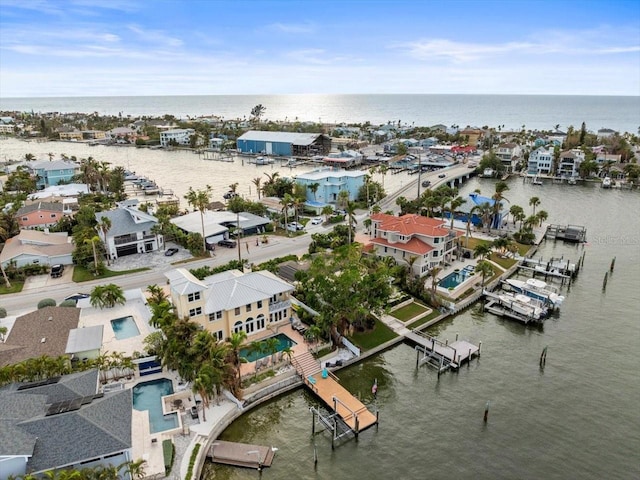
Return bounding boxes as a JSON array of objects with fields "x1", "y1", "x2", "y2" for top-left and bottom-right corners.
[
  {"x1": 162, "y1": 439, "x2": 175, "y2": 475},
  {"x1": 0, "y1": 307, "x2": 6, "y2": 318},
  {"x1": 185, "y1": 443, "x2": 201, "y2": 480},
  {"x1": 37, "y1": 298, "x2": 57, "y2": 309},
  {"x1": 59, "y1": 300, "x2": 77, "y2": 308}
]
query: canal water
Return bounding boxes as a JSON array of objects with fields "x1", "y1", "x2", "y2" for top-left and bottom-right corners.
[
  {"x1": 203, "y1": 178, "x2": 639, "y2": 480},
  {"x1": 2, "y1": 139, "x2": 638, "y2": 478}
]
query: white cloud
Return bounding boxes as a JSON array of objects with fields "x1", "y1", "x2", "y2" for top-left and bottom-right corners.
[
  {"x1": 267, "y1": 22, "x2": 316, "y2": 34},
  {"x1": 127, "y1": 24, "x2": 183, "y2": 48}
]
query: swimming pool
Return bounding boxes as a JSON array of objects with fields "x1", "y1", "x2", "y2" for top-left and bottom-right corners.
[
  {"x1": 111, "y1": 316, "x2": 140, "y2": 340},
  {"x1": 132, "y1": 378, "x2": 179, "y2": 433},
  {"x1": 439, "y1": 270, "x2": 469, "y2": 289},
  {"x1": 239, "y1": 333, "x2": 297, "y2": 362}
]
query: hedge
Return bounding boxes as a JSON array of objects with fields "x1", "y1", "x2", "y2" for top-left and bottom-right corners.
[
  {"x1": 162, "y1": 439, "x2": 174, "y2": 475},
  {"x1": 185, "y1": 443, "x2": 201, "y2": 480}
]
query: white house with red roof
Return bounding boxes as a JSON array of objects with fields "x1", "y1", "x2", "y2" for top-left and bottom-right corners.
[{"x1": 369, "y1": 213, "x2": 462, "y2": 277}]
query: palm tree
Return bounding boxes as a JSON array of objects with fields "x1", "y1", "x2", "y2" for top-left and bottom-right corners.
[
  {"x1": 465, "y1": 205, "x2": 480, "y2": 248},
  {"x1": 0, "y1": 326, "x2": 7, "y2": 342},
  {"x1": 280, "y1": 193, "x2": 293, "y2": 233},
  {"x1": 265, "y1": 337, "x2": 279, "y2": 364},
  {"x1": 475, "y1": 259, "x2": 495, "y2": 287},
  {"x1": 536, "y1": 210, "x2": 548, "y2": 227},
  {"x1": 96, "y1": 216, "x2": 112, "y2": 263},
  {"x1": 478, "y1": 202, "x2": 493, "y2": 233},
  {"x1": 448, "y1": 196, "x2": 466, "y2": 230},
  {"x1": 90, "y1": 284, "x2": 125, "y2": 309},
  {"x1": 378, "y1": 164, "x2": 388, "y2": 188},
  {"x1": 228, "y1": 182, "x2": 239, "y2": 194},
  {"x1": 192, "y1": 364, "x2": 217, "y2": 421},
  {"x1": 529, "y1": 196, "x2": 541, "y2": 216},
  {"x1": 308, "y1": 182, "x2": 320, "y2": 202},
  {"x1": 146, "y1": 284, "x2": 167, "y2": 305},
  {"x1": 337, "y1": 189, "x2": 349, "y2": 211},
  {"x1": 226, "y1": 331, "x2": 247, "y2": 384},
  {"x1": 84, "y1": 235, "x2": 102, "y2": 273},
  {"x1": 473, "y1": 243, "x2": 492, "y2": 260},
  {"x1": 321, "y1": 205, "x2": 334, "y2": 222},
  {"x1": 428, "y1": 266, "x2": 442, "y2": 294},
  {"x1": 252, "y1": 177, "x2": 262, "y2": 199},
  {"x1": 346, "y1": 201, "x2": 357, "y2": 244},
  {"x1": 184, "y1": 185, "x2": 212, "y2": 253}
]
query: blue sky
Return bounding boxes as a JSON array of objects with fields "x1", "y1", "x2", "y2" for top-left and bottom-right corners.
[{"x1": 1, "y1": 0, "x2": 639, "y2": 97}]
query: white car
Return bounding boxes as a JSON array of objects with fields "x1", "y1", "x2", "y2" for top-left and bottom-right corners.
[{"x1": 310, "y1": 217, "x2": 323, "y2": 225}]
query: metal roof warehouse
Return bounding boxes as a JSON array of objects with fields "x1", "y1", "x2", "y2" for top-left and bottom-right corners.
[{"x1": 236, "y1": 130, "x2": 331, "y2": 157}]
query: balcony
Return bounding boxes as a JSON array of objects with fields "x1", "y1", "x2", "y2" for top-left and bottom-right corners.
[
  {"x1": 269, "y1": 299, "x2": 291, "y2": 312},
  {"x1": 114, "y1": 234, "x2": 139, "y2": 245}
]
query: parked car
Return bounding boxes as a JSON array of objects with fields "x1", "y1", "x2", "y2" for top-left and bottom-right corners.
[
  {"x1": 218, "y1": 239, "x2": 237, "y2": 248},
  {"x1": 310, "y1": 216, "x2": 323, "y2": 225},
  {"x1": 50, "y1": 264, "x2": 64, "y2": 278},
  {"x1": 164, "y1": 247, "x2": 179, "y2": 256},
  {"x1": 288, "y1": 222, "x2": 304, "y2": 230},
  {"x1": 64, "y1": 293, "x2": 89, "y2": 304},
  {"x1": 438, "y1": 173, "x2": 446, "y2": 178}
]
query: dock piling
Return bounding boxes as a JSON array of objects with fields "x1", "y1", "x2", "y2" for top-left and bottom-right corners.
[
  {"x1": 602, "y1": 272, "x2": 608, "y2": 291},
  {"x1": 540, "y1": 346, "x2": 548, "y2": 367},
  {"x1": 478, "y1": 341, "x2": 482, "y2": 355},
  {"x1": 484, "y1": 401, "x2": 490, "y2": 422},
  {"x1": 610, "y1": 257, "x2": 616, "y2": 273}
]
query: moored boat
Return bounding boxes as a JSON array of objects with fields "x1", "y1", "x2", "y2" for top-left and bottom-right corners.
[{"x1": 503, "y1": 278, "x2": 565, "y2": 309}]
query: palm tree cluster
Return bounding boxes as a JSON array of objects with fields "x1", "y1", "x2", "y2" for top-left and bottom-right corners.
[
  {"x1": 9, "y1": 459, "x2": 147, "y2": 480},
  {"x1": 89, "y1": 284, "x2": 126, "y2": 309},
  {"x1": 145, "y1": 285, "x2": 246, "y2": 403}
]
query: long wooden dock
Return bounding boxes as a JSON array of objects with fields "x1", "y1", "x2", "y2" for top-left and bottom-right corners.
[
  {"x1": 207, "y1": 441, "x2": 276, "y2": 470},
  {"x1": 292, "y1": 352, "x2": 377, "y2": 435}
]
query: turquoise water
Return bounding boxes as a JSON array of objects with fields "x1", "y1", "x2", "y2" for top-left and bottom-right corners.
[
  {"x1": 239, "y1": 333, "x2": 297, "y2": 362},
  {"x1": 110, "y1": 316, "x2": 140, "y2": 340},
  {"x1": 439, "y1": 270, "x2": 468, "y2": 289},
  {"x1": 132, "y1": 379, "x2": 179, "y2": 434}
]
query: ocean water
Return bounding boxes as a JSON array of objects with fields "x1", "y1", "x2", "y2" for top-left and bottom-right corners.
[{"x1": 1, "y1": 94, "x2": 639, "y2": 133}]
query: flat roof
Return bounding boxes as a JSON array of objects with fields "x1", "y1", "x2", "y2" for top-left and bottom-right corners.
[{"x1": 238, "y1": 130, "x2": 325, "y2": 146}]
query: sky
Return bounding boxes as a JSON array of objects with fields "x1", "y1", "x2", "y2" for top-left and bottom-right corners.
[{"x1": 0, "y1": 0, "x2": 639, "y2": 98}]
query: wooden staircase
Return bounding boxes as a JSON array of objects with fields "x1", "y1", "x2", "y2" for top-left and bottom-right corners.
[{"x1": 292, "y1": 351, "x2": 321, "y2": 379}]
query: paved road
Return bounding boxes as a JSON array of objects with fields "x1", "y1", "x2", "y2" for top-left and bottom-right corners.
[{"x1": 2, "y1": 228, "x2": 321, "y2": 316}]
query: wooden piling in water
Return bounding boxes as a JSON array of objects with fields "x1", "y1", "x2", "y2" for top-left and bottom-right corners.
[
  {"x1": 540, "y1": 346, "x2": 548, "y2": 367},
  {"x1": 602, "y1": 272, "x2": 608, "y2": 290},
  {"x1": 610, "y1": 257, "x2": 616, "y2": 273},
  {"x1": 484, "y1": 401, "x2": 490, "y2": 422}
]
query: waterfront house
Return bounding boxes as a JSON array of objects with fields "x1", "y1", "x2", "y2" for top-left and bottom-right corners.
[
  {"x1": 237, "y1": 130, "x2": 331, "y2": 157},
  {"x1": 558, "y1": 149, "x2": 585, "y2": 178},
  {"x1": 0, "y1": 369, "x2": 132, "y2": 480},
  {"x1": 322, "y1": 150, "x2": 364, "y2": 168},
  {"x1": 369, "y1": 213, "x2": 462, "y2": 277},
  {"x1": 16, "y1": 201, "x2": 66, "y2": 229},
  {"x1": 547, "y1": 130, "x2": 567, "y2": 146},
  {"x1": 495, "y1": 143, "x2": 522, "y2": 172},
  {"x1": 597, "y1": 128, "x2": 617, "y2": 140},
  {"x1": 107, "y1": 126, "x2": 138, "y2": 143},
  {"x1": 295, "y1": 168, "x2": 365, "y2": 205},
  {"x1": 164, "y1": 268, "x2": 294, "y2": 341},
  {"x1": 28, "y1": 160, "x2": 80, "y2": 189},
  {"x1": 170, "y1": 210, "x2": 269, "y2": 248},
  {"x1": 95, "y1": 206, "x2": 163, "y2": 259},
  {"x1": 58, "y1": 127, "x2": 83, "y2": 141},
  {"x1": 527, "y1": 147, "x2": 554, "y2": 176},
  {"x1": 159, "y1": 128, "x2": 195, "y2": 147},
  {"x1": 0, "y1": 230, "x2": 74, "y2": 268},
  {"x1": 459, "y1": 128, "x2": 484, "y2": 147}
]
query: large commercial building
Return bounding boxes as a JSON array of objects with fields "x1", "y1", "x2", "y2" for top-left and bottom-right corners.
[{"x1": 236, "y1": 131, "x2": 331, "y2": 157}]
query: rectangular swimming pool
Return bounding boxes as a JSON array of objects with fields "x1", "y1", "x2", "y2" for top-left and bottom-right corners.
[
  {"x1": 439, "y1": 271, "x2": 468, "y2": 289},
  {"x1": 111, "y1": 316, "x2": 140, "y2": 340},
  {"x1": 239, "y1": 333, "x2": 297, "y2": 362},
  {"x1": 132, "y1": 378, "x2": 179, "y2": 434}
]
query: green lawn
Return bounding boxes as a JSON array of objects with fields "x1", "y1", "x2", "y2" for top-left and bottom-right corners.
[
  {"x1": 489, "y1": 253, "x2": 517, "y2": 269},
  {"x1": 0, "y1": 281, "x2": 25, "y2": 295},
  {"x1": 392, "y1": 301, "x2": 430, "y2": 322},
  {"x1": 73, "y1": 266, "x2": 149, "y2": 283},
  {"x1": 348, "y1": 318, "x2": 398, "y2": 351},
  {"x1": 407, "y1": 309, "x2": 440, "y2": 328}
]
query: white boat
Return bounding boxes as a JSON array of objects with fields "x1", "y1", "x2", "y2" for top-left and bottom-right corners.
[
  {"x1": 484, "y1": 290, "x2": 548, "y2": 321},
  {"x1": 482, "y1": 168, "x2": 495, "y2": 178},
  {"x1": 568, "y1": 177, "x2": 577, "y2": 185},
  {"x1": 503, "y1": 278, "x2": 565, "y2": 309},
  {"x1": 602, "y1": 176, "x2": 612, "y2": 188},
  {"x1": 253, "y1": 156, "x2": 274, "y2": 165},
  {"x1": 532, "y1": 176, "x2": 543, "y2": 185}
]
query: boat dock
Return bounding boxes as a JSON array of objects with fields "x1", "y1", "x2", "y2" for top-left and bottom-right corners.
[
  {"x1": 292, "y1": 352, "x2": 377, "y2": 438},
  {"x1": 545, "y1": 224, "x2": 587, "y2": 243},
  {"x1": 207, "y1": 440, "x2": 276, "y2": 470},
  {"x1": 517, "y1": 255, "x2": 579, "y2": 282},
  {"x1": 485, "y1": 300, "x2": 543, "y2": 324},
  {"x1": 406, "y1": 330, "x2": 480, "y2": 375}
]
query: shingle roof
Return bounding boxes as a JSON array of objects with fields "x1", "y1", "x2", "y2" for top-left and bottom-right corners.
[
  {"x1": 16, "y1": 202, "x2": 64, "y2": 216},
  {"x1": 0, "y1": 232, "x2": 74, "y2": 265},
  {"x1": 0, "y1": 307, "x2": 81, "y2": 366},
  {"x1": 238, "y1": 130, "x2": 325, "y2": 145},
  {"x1": 96, "y1": 206, "x2": 158, "y2": 237}
]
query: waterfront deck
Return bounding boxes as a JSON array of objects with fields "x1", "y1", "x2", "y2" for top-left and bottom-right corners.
[
  {"x1": 406, "y1": 330, "x2": 480, "y2": 373},
  {"x1": 207, "y1": 440, "x2": 276, "y2": 469},
  {"x1": 293, "y1": 352, "x2": 377, "y2": 434}
]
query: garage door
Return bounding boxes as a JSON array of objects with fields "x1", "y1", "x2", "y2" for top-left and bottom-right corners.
[{"x1": 116, "y1": 244, "x2": 138, "y2": 257}]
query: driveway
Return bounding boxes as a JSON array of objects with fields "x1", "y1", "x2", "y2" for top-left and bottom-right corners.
[{"x1": 23, "y1": 265, "x2": 75, "y2": 291}]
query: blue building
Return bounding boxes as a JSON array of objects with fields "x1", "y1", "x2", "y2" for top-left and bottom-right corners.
[
  {"x1": 236, "y1": 131, "x2": 331, "y2": 157},
  {"x1": 29, "y1": 160, "x2": 80, "y2": 189},
  {"x1": 295, "y1": 168, "x2": 365, "y2": 207},
  {"x1": 449, "y1": 192, "x2": 505, "y2": 229}
]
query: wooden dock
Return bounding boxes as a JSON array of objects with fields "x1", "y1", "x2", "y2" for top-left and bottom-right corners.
[
  {"x1": 406, "y1": 330, "x2": 480, "y2": 374},
  {"x1": 292, "y1": 352, "x2": 377, "y2": 435},
  {"x1": 207, "y1": 441, "x2": 276, "y2": 470},
  {"x1": 546, "y1": 224, "x2": 587, "y2": 243}
]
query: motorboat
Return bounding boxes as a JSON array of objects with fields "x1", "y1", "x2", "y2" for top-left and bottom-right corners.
[
  {"x1": 484, "y1": 290, "x2": 548, "y2": 321},
  {"x1": 503, "y1": 278, "x2": 564, "y2": 309},
  {"x1": 567, "y1": 177, "x2": 577, "y2": 185},
  {"x1": 532, "y1": 176, "x2": 543, "y2": 185},
  {"x1": 602, "y1": 177, "x2": 612, "y2": 188}
]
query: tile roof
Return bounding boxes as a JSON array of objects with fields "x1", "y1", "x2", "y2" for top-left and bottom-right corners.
[
  {"x1": 371, "y1": 213, "x2": 450, "y2": 237},
  {"x1": 0, "y1": 307, "x2": 81, "y2": 367},
  {"x1": 16, "y1": 202, "x2": 64, "y2": 216}
]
